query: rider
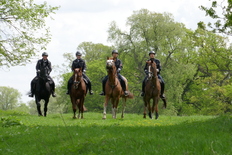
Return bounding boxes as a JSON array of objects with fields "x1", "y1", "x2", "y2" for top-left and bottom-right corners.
[
  {"x1": 66, "y1": 51, "x2": 93, "y2": 95},
  {"x1": 99, "y1": 50, "x2": 128, "y2": 96},
  {"x1": 141, "y1": 51, "x2": 165, "y2": 99},
  {"x1": 28, "y1": 52, "x2": 56, "y2": 97}
]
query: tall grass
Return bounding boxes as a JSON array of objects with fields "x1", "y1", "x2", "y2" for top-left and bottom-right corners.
[{"x1": 0, "y1": 110, "x2": 231, "y2": 155}]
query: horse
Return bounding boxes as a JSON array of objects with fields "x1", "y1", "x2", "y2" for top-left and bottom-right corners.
[
  {"x1": 102, "y1": 57, "x2": 134, "y2": 119},
  {"x1": 143, "y1": 60, "x2": 167, "y2": 119},
  {"x1": 69, "y1": 68, "x2": 87, "y2": 119},
  {"x1": 34, "y1": 69, "x2": 52, "y2": 117}
]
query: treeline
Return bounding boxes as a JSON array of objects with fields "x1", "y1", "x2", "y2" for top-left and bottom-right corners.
[{"x1": 1, "y1": 9, "x2": 231, "y2": 115}]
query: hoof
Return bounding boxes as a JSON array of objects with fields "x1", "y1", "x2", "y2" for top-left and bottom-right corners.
[{"x1": 148, "y1": 112, "x2": 152, "y2": 119}]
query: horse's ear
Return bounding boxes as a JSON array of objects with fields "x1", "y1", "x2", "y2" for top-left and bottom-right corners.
[
  {"x1": 80, "y1": 67, "x2": 82, "y2": 72},
  {"x1": 107, "y1": 56, "x2": 109, "y2": 60},
  {"x1": 151, "y1": 60, "x2": 153, "y2": 63}
]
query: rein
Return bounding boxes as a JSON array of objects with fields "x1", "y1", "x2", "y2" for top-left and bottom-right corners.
[{"x1": 73, "y1": 72, "x2": 83, "y2": 89}]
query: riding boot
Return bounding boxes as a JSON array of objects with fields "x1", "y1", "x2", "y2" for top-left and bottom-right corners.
[
  {"x1": 99, "y1": 76, "x2": 107, "y2": 96},
  {"x1": 160, "y1": 81, "x2": 165, "y2": 99},
  {"x1": 29, "y1": 80, "x2": 35, "y2": 97},
  {"x1": 88, "y1": 82, "x2": 93, "y2": 95},
  {"x1": 51, "y1": 83, "x2": 56, "y2": 97},
  {"x1": 141, "y1": 77, "x2": 147, "y2": 97},
  {"x1": 66, "y1": 78, "x2": 72, "y2": 95},
  {"x1": 120, "y1": 79, "x2": 128, "y2": 96}
]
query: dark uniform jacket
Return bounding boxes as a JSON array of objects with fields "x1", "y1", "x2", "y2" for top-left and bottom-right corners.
[
  {"x1": 114, "y1": 58, "x2": 123, "y2": 73},
  {"x1": 71, "y1": 58, "x2": 86, "y2": 72},
  {"x1": 144, "y1": 58, "x2": 161, "y2": 74},
  {"x1": 36, "y1": 59, "x2": 52, "y2": 75}
]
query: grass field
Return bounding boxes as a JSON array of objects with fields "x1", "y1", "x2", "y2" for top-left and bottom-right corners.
[{"x1": 0, "y1": 110, "x2": 231, "y2": 155}]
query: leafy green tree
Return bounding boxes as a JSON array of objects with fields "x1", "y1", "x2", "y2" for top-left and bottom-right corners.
[
  {"x1": 199, "y1": 0, "x2": 232, "y2": 35},
  {"x1": 108, "y1": 9, "x2": 197, "y2": 115},
  {"x1": 0, "y1": 0, "x2": 59, "y2": 67},
  {"x1": 0, "y1": 86, "x2": 21, "y2": 110},
  {"x1": 182, "y1": 27, "x2": 232, "y2": 115}
]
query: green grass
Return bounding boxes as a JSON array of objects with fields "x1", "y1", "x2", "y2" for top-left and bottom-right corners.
[{"x1": 0, "y1": 110, "x2": 231, "y2": 155}]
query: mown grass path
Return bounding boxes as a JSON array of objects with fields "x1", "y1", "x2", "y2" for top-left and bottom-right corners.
[{"x1": 0, "y1": 111, "x2": 231, "y2": 155}]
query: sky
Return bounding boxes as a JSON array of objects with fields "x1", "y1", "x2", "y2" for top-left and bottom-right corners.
[{"x1": 0, "y1": 0, "x2": 213, "y2": 103}]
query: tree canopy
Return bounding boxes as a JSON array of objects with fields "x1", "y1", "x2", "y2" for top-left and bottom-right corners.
[{"x1": 0, "y1": 0, "x2": 59, "y2": 67}]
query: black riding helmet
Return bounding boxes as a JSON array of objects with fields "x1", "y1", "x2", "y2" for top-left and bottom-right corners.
[
  {"x1": 149, "y1": 51, "x2": 156, "y2": 55},
  {"x1": 112, "y1": 50, "x2": 118, "y2": 54},
  {"x1": 76, "y1": 51, "x2": 82, "y2": 56},
  {"x1": 42, "y1": 52, "x2": 48, "y2": 56}
]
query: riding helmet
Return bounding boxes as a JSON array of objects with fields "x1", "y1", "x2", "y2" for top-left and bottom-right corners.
[
  {"x1": 76, "y1": 51, "x2": 82, "y2": 56},
  {"x1": 149, "y1": 51, "x2": 156, "y2": 55},
  {"x1": 112, "y1": 50, "x2": 118, "y2": 54},
  {"x1": 42, "y1": 52, "x2": 48, "y2": 56}
]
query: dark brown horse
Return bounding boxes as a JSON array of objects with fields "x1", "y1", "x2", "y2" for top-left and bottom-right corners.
[
  {"x1": 34, "y1": 68, "x2": 52, "y2": 117},
  {"x1": 69, "y1": 68, "x2": 87, "y2": 119},
  {"x1": 102, "y1": 57, "x2": 133, "y2": 119},
  {"x1": 143, "y1": 60, "x2": 167, "y2": 119}
]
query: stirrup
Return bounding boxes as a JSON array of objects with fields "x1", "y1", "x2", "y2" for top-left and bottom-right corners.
[
  {"x1": 141, "y1": 92, "x2": 144, "y2": 97},
  {"x1": 124, "y1": 91, "x2": 129, "y2": 96},
  {"x1": 89, "y1": 90, "x2": 93, "y2": 95},
  {"x1": 160, "y1": 94, "x2": 165, "y2": 99},
  {"x1": 52, "y1": 93, "x2": 56, "y2": 97},
  {"x1": 99, "y1": 92, "x2": 105, "y2": 96},
  {"x1": 29, "y1": 93, "x2": 34, "y2": 97}
]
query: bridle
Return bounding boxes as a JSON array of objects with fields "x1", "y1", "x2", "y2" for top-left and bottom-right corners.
[
  {"x1": 73, "y1": 69, "x2": 83, "y2": 89},
  {"x1": 148, "y1": 64, "x2": 157, "y2": 80}
]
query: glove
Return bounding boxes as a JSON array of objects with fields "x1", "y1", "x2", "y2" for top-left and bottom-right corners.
[
  {"x1": 117, "y1": 68, "x2": 121, "y2": 73},
  {"x1": 145, "y1": 70, "x2": 148, "y2": 75},
  {"x1": 83, "y1": 70, "x2": 86, "y2": 74},
  {"x1": 36, "y1": 70, "x2": 40, "y2": 76},
  {"x1": 156, "y1": 69, "x2": 159, "y2": 72}
]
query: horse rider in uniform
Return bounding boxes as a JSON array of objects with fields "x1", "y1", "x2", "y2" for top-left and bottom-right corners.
[
  {"x1": 141, "y1": 51, "x2": 165, "y2": 98},
  {"x1": 66, "y1": 51, "x2": 93, "y2": 95},
  {"x1": 29, "y1": 52, "x2": 56, "y2": 97},
  {"x1": 99, "y1": 50, "x2": 129, "y2": 96}
]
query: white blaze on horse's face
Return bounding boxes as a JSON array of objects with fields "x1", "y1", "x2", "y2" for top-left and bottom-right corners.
[{"x1": 106, "y1": 60, "x2": 114, "y2": 68}]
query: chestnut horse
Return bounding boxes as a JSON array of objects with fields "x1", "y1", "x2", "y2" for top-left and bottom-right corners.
[
  {"x1": 143, "y1": 60, "x2": 167, "y2": 119},
  {"x1": 102, "y1": 57, "x2": 133, "y2": 119},
  {"x1": 69, "y1": 68, "x2": 87, "y2": 119}
]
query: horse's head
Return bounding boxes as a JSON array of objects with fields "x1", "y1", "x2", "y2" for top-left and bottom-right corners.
[
  {"x1": 106, "y1": 57, "x2": 115, "y2": 71},
  {"x1": 73, "y1": 68, "x2": 83, "y2": 89},
  {"x1": 146, "y1": 60, "x2": 158, "y2": 79}
]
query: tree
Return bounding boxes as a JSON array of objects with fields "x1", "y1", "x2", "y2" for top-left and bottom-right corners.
[
  {"x1": 0, "y1": 0, "x2": 59, "y2": 67},
  {"x1": 199, "y1": 0, "x2": 232, "y2": 35},
  {"x1": 0, "y1": 86, "x2": 21, "y2": 110},
  {"x1": 108, "y1": 9, "x2": 197, "y2": 115}
]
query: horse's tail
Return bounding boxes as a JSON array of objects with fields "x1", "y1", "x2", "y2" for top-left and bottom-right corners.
[{"x1": 161, "y1": 98, "x2": 167, "y2": 109}]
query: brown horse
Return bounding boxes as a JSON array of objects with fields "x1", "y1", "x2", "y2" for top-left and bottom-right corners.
[
  {"x1": 69, "y1": 68, "x2": 87, "y2": 119},
  {"x1": 102, "y1": 57, "x2": 133, "y2": 119},
  {"x1": 143, "y1": 60, "x2": 167, "y2": 119}
]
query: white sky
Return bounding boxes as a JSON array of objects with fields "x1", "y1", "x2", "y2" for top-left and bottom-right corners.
[{"x1": 0, "y1": 0, "x2": 213, "y2": 103}]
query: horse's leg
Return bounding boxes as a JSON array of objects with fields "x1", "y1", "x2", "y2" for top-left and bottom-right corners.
[
  {"x1": 80, "y1": 98, "x2": 85, "y2": 119},
  {"x1": 121, "y1": 97, "x2": 126, "y2": 119},
  {"x1": 44, "y1": 98, "x2": 49, "y2": 117},
  {"x1": 103, "y1": 96, "x2": 109, "y2": 119},
  {"x1": 148, "y1": 99, "x2": 153, "y2": 119},
  {"x1": 36, "y1": 98, "x2": 43, "y2": 116},
  {"x1": 154, "y1": 97, "x2": 159, "y2": 119},
  {"x1": 113, "y1": 97, "x2": 120, "y2": 119},
  {"x1": 143, "y1": 97, "x2": 147, "y2": 118},
  {"x1": 77, "y1": 99, "x2": 81, "y2": 119},
  {"x1": 71, "y1": 97, "x2": 77, "y2": 119}
]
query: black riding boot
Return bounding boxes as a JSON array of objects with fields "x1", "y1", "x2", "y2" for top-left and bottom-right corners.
[
  {"x1": 141, "y1": 79, "x2": 146, "y2": 97},
  {"x1": 66, "y1": 78, "x2": 72, "y2": 95},
  {"x1": 88, "y1": 82, "x2": 93, "y2": 95},
  {"x1": 160, "y1": 81, "x2": 165, "y2": 99},
  {"x1": 99, "y1": 76, "x2": 108, "y2": 96},
  {"x1": 51, "y1": 83, "x2": 56, "y2": 97},
  {"x1": 29, "y1": 78, "x2": 36, "y2": 97},
  {"x1": 120, "y1": 79, "x2": 128, "y2": 96}
]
